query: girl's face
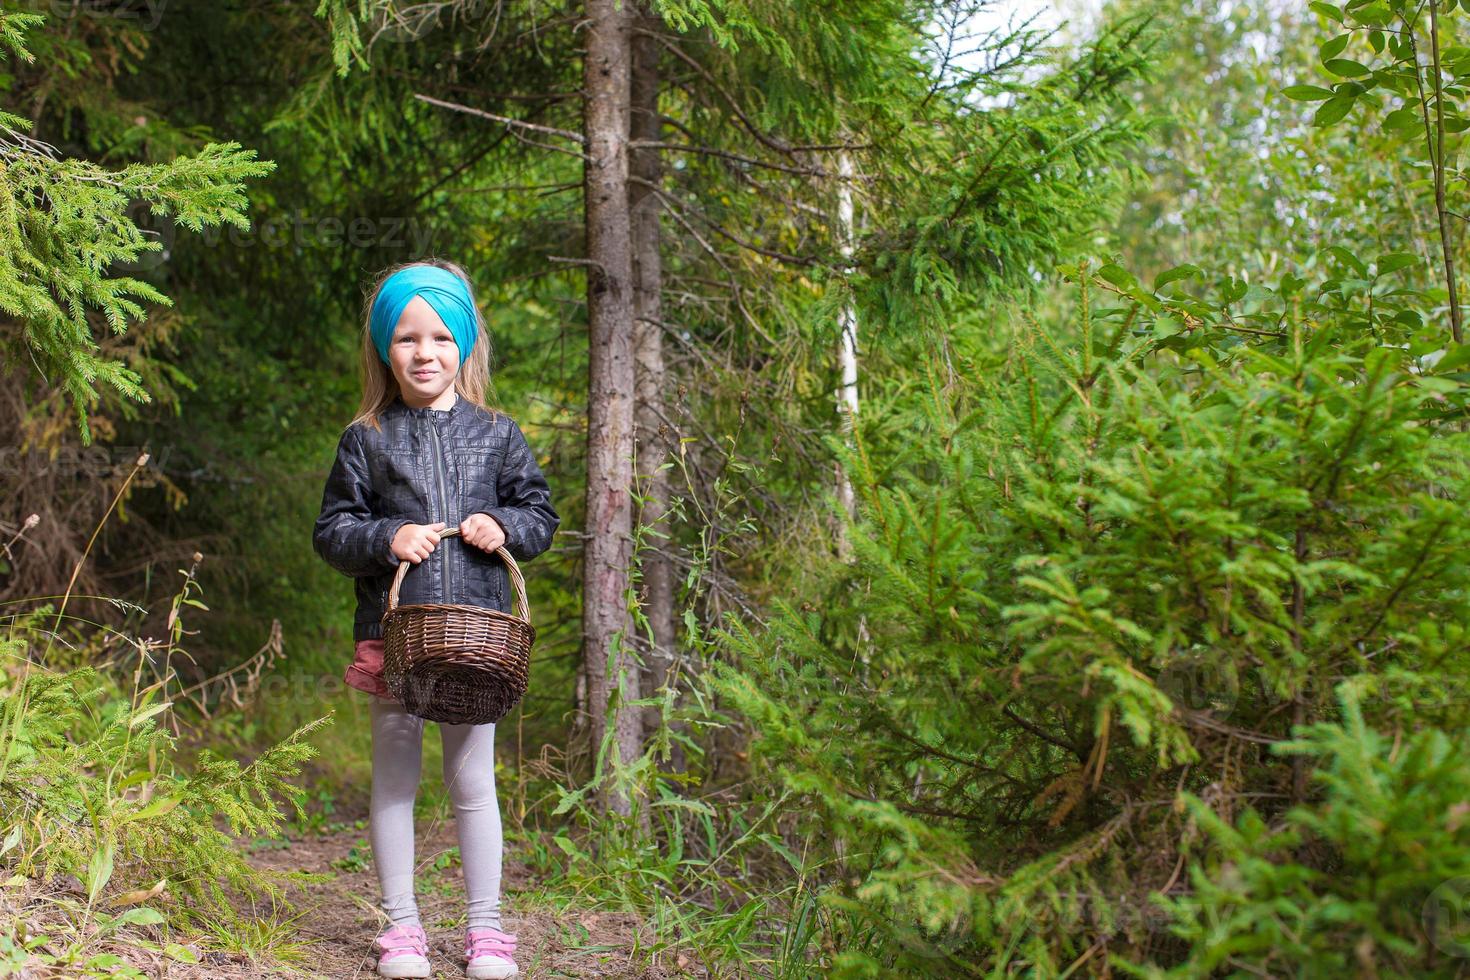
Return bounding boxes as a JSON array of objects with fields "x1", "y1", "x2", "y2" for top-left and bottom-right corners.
[{"x1": 387, "y1": 296, "x2": 461, "y2": 410}]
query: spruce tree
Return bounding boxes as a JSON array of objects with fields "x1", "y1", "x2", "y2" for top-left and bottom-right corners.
[{"x1": 0, "y1": 11, "x2": 273, "y2": 444}]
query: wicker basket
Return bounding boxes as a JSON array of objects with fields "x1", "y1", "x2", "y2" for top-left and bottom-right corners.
[{"x1": 380, "y1": 526, "x2": 536, "y2": 725}]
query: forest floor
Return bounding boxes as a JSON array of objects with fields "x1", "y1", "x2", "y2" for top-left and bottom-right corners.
[
  {"x1": 226, "y1": 810, "x2": 666, "y2": 979},
  {"x1": 7, "y1": 803, "x2": 673, "y2": 979}
]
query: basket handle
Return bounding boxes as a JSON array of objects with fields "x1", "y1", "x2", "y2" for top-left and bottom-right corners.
[{"x1": 386, "y1": 525, "x2": 532, "y2": 623}]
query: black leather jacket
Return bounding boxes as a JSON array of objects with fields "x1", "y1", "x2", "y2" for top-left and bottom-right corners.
[{"x1": 312, "y1": 394, "x2": 561, "y2": 641}]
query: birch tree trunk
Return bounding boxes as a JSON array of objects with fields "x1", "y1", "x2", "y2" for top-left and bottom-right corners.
[
  {"x1": 582, "y1": 0, "x2": 642, "y2": 816},
  {"x1": 834, "y1": 148, "x2": 860, "y2": 559},
  {"x1": 629, "y1": 3, "x2": 677, "y2": 749}
]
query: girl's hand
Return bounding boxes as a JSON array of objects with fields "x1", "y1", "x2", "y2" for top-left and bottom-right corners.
[
  {"x1": 460, "y1": 512, "x2": 507, "y2": 553},
  {"x1": 392, "y1": 522, "x2": 447, "y2": 564}
]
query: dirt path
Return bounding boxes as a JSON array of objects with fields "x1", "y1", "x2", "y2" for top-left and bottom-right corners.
[
  {"x1": 6, "y1": 750, "x2": 679, "y2": 980},
  {"x1": 230, "y1": 811, "x2": 664, "y2": 979},
  {"x1": 3, "y1": 809, "x2": 667, "y2": 979}
]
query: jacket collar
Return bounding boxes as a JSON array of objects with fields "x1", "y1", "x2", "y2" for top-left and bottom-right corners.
[{"x1": 386, "y1": 392, "x2": 468, "y2": 420}]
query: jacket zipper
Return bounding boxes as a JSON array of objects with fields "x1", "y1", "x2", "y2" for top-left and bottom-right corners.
[{"x1": 428, "y1": 416, "x2": 453, "y2": 602}]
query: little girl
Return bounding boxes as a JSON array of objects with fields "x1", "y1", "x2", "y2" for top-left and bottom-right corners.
[{"x1": 312, "y1": 259, "x2": 560, "y2": 979}]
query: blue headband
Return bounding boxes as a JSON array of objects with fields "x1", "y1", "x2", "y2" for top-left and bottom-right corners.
[{"x1": 370, "y1": 266, "x2": 478, "y2": 365}]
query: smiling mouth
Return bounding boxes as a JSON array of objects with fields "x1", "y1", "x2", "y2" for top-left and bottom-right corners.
[{"x1": 412, "y1": 371, "x2": 436, "y2": 379}]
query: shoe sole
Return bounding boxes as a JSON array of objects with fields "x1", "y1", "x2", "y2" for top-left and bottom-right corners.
[
  {"x1": 466, "y1": 965, "x2": 518, "y2": 980},
  {"x1": 377, "y1": 957, "x2": 431, "y2": 979}
]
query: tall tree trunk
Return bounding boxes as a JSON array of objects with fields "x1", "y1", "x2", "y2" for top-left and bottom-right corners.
[
  {"x1": 582, "y1": 0, "x2": 642, "y2": 817},
  {"x1": 833, "y1": 147, "x2": 872, "y2": 662},
  {"x1": 629, "y1": 4, "x2": 677, "y2": 752},
  {"x1": 834, "y1": 148, "x2": 860, "y2": 559}
]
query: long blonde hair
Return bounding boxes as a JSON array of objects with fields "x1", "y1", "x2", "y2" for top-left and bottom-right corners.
[{"x1": 349, "y1": 258, "x2": 498, "y2": 431}]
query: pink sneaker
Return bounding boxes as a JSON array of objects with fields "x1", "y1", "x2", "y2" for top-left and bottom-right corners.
[
  {"x1": 373, "y1": 923, "x2": 431, "y2": 978},
  {"x1": 464, "y1": 926, "x2": 519, "y2": 979}
]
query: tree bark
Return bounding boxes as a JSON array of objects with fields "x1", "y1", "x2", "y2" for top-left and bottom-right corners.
[
  {"x1": 629, "y1": 3, "x2": 678, "y2": 752},
  {"x1": 582, "y1": 0, "x2": 642, "y2": 817},
  {"x1": 834, "y1": 148, "x2": 860, "y2": 557}
]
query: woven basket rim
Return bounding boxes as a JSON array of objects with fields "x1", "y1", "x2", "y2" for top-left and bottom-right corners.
[
  {"x1": 384, "y1": 525, "x2": 532, "y2": 624},
  {"x1": 382, "y1": 601, "x2": 531, "y2": 620}
]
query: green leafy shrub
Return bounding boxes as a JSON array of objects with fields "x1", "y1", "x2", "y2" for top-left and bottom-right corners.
[
  {"x1": 0, "y1": 591, "x2": 331, "y2": 973},
  {"x1": 716, "y1": 260, "x2": 1470, "y2": 975},
  {"x1": 1130, "y1": 681, "x2": 1470, "y2": 978}
]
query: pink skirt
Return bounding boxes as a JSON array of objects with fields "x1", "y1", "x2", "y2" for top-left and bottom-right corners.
[{"x1": 345, "y1": 638, "x2": 394, "y2": 700}]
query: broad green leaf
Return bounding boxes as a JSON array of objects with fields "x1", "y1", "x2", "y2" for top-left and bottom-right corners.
[
  {"x1": 1353, "y1": 2, "x2": 1392, "y2": 26},
  {"x1": 1319, "y1": 34, "x2": 1351, "y2": 61},
  {"x1": 1375, "y1": 252, "x2": 1420, "y2": 276},
  {"x1": 1323, "y1": 58, "x2": 1370, "y2": 78},
  {"x1": 130, "y1": 702, "x2": 172, "y2": 728},
  {"x1": 551, "y1": 783, "x2": 589, "y2": 816},
  {"x1": 1382, "y1": 107, "x2": 1421, "y2": 135},
  {"x1": 116, "y1": 770, "x2": 154, "y2": 792},
  {"x1": 1152, "y1": 315, "x2": 1185, "y2": 339},
  {"x1": 1154, "y1": 264, "x2": 1203, "y2": 289},
  {"x1": 1324, "y1": 245, "x2": 1369, "y2": 277},
  {"x1": 1218, "y1": 277, "x2": 1249, "y2": 304},
  {"x1": 128, "y1": 795, "x2": 181, "y2": 823},
  {"x1": 1309, "y1": 1, "x2": 1343, "y2": 22},
  {"x1": 87, "y1": 841, "x2": 115, "y2": 903},
  {"x1": 552, "y1": 835, "x2": 588, "y2": 860},
  {"x1": 1315, "y1": 95, "x2": 1357, "y2": 126},
  {"x1": 114, "y1": 907, "x2": 165, "y2": 927},
  {"x1": 1283, "y1": 84, "x2": 1336, "y2": 101},
  {"x1": 1097, "y1": 264, "x2": 1138, "y2": 290},
  {"x1": 164, "y1": 944, "x2": 199, "y2": 964}
]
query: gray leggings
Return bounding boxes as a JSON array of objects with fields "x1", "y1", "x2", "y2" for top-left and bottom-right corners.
[{"x1": 369, "y1": 694, "x2": 503, "y2": 930}]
